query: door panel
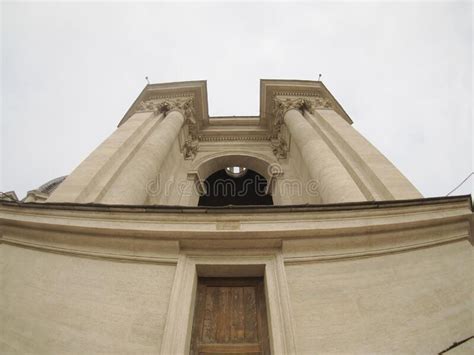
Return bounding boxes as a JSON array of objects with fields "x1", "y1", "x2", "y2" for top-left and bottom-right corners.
[{"x1": 190, "y1": 277, "x2": 270, "y2": 355}]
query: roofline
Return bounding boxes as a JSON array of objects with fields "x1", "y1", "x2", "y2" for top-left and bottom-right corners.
[
  {"x1": 118, "y1": 80, "x2": 208, "y2": 127},
  {"x1": 259, "y1": 78, "x2": 353, "y2": 124},
  {"x1": 118, "y1": 84, "x2": 148, "y2": 127},
  {"x1": 119, "y1": 79, "x2": 355, "y2": 127}
]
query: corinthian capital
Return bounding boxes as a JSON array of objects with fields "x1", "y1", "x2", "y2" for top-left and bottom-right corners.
[
  {"x1": 137, "y1": 97, "x2": 196, "y2": 124},
  {"x1": 156, "y1": 97, "x2": 196, "y2": 124},
  {"x1": 272, "y1": 97, "x2": 314, "y2": 133},
  {"x1": 272, "y1": 95, "x2": 333, "y2": 130},
  {"x1": 273, "y1": 97, "x2": 315, "y2": 119}
]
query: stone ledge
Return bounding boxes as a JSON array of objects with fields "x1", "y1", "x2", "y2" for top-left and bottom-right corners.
[{"x1": 0, "y1": 196, "x2": 471, "y2": 263}]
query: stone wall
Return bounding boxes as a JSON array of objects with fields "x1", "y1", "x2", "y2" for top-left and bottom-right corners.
[
  {"x1": 0, "y1": 244, "x2": 176, "y2": 354},
  {"x1": 0, "y1": 197, "x2": 471, "y2": 353},
  {"x1": 286, "y1": 239, "x2": 473, "y2": 354}
]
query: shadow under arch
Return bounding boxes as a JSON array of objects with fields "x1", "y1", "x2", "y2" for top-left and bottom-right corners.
[
  {"x1": 190, "y1": 152, "x2": 282, "y2": 206},
  {"x1": 191, "y1": 152, "x2": 280, "y2": 183}
]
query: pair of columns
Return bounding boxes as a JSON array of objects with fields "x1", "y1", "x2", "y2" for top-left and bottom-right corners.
[
  {"x1": 98, "y1": 94, "x2": 367, "y2": 205},
  {"x1": 104, "y1": 97, "x2": 366, "y2": 205},
  {"x1": 277, "y1": 98, "x2": 366, "y2": 203}
]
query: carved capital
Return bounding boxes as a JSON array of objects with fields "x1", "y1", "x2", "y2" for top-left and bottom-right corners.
[
  {"x1": 272, "y1": 95, "x2": 333, "y2": 134},
  {"x1": 273, "y1": 97, "x2": 314, "y2": 121},
  {"x1": 138, "y1": 96, "x2": 199, "y2": 160},
  {"x1": 155, "y1": 97, "x2": 196, "y2": 123},
  {"x1": 137, "y1": 97, "x2": 196, "y2": 124},
  {"x1": 271, "y1": 95, "x2": 334, "y2": 160}
]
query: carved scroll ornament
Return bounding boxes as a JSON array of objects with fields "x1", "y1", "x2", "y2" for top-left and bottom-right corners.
[
  {"x1": 271, "y1": 134, "x2": 288, "y2": 159},
  {"x1": 183, "y1": 138, "x2": 199, "y2": 160}
]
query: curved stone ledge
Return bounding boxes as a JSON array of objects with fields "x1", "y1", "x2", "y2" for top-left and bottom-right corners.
[{"x1": 0, "y1": 196, "x2": 472, "y2": 263}]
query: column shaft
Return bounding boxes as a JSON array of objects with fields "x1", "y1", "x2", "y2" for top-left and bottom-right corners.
[
  {"x1": 284, "y1": 109, "x2": 366, "y2": 203},
  {"x1": 101, "y1": 110, "x2": 185, "y2": 204}
]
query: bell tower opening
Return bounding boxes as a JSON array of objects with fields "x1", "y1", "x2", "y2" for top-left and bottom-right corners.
[{"x1": 198, "y1": 167, "x2": 273, "y2": 207}]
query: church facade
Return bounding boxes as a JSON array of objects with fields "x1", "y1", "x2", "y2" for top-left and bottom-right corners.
[{"x1": 1, "y1": 80, "x2": 472, "y2": 354}]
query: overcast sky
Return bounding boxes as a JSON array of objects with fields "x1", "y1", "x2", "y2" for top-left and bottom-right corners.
[{"x1": 1, "y1": 1, "x2": 472, "y2": 200}]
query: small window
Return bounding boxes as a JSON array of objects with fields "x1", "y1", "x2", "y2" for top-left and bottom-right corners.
[{"x1": 225, "y1": 166, "x2": 248, "y2": 178}]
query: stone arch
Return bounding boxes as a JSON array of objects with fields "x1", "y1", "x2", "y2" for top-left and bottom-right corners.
[{"x1": 191, "y1": 151, "x2": 280, "y2": 184}]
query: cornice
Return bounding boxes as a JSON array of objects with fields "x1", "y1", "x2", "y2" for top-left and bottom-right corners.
[
  {"x1": 119, "y1": 79, "x2": 352, "y2": 134},
  {"x1": 0, "y1": 196, "x2": 471, "y2": 264},
  {"x1": 118, "y1": 81, "x2": 209, "y2": 128},
  {"x1": 260, "y1": 79, "x2": 353, "y2": 130},
  {"x1": 116, "y1": 80, "x2": 354, "y2": 160},
  {"x1": 198, "y1": 135, "x2": 271, "y2": 142}
]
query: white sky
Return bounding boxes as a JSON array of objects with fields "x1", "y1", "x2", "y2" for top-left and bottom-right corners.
[{"x1": 1, "y1": 1, "x2": 473, "y2": 200}]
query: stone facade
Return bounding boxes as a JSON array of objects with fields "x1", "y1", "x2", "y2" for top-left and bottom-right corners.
[
  {"x1": 46, "y1": 80, "x2": 422, "y2": 206},
  {"x1": 0, "y1": 80, "x2": 472, "y2": 354}
]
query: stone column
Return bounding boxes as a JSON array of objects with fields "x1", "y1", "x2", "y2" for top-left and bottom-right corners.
[
  {"x1": 276, "y1": 98, "x2": 366, "y2": 203},
  {"x1": 100, "y1": 99, "x2": 193, "y2": 205}
]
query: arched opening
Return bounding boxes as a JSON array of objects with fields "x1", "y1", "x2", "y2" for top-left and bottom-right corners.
[
  {"x1": 191, "y1": 153, "x2": 280, "y2": 207},
  {"x1": 198, "y1": 167, "x2": 273, "y2": 206}
]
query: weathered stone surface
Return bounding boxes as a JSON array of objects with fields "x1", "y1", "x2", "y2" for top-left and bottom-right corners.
[{"x1": 2, "y1": 80, "x2": 471, "y2": 354}]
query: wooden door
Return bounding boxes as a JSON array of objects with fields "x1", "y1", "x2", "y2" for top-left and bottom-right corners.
[{"x1": 190, "y1": 277, "x2": 271, "y2": 355}]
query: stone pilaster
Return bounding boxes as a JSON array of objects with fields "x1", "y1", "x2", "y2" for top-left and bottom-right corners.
[{"x1": 305, "y1": 109, "x2": 423, "y2": 200}]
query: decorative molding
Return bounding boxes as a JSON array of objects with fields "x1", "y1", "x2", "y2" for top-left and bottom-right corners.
[
  {"x1": 0, "y1": 197, "x2": 471, "y2": 260},
  {"x1": 135, "y1": 92, "x2": 198, "y2": 116},
  {"x1": 132, "y1": 87, "x2": 335, "y2": 162},
  {"x1": 273, "y1": 90, "x2": 334, "y2": 108},
  {"x1": 147, "y1": 91, "x2": 196, "y2": 101},
  {"x1": 23, "y1": 190, "x2": 49, "y2": 203},
  {"x1": 119, "y1": 81, "x2": 208, "y2": 129},
  {"x1": 272, "y1": 97, "x2": 315, "y2": 126},
  {"x1": 268, "y1": 94, "x2": 332, "y2": 159},
  {"x1": 260, "y1": 81, "x2": 353, "y2": 131},
  {"x1": 137, "y1": 96, "x2": 196, "y2": 123},
  {"x1": 198, "y1": 135, "x2": 271, "y2": 142},
  {"x1": 1, "y1": 224, "x2": 180, "y2": 264},
  {"x1": 2, "y1": 234, "x2": 179, "y2": 265},
  {"x1": 271, "y1": 135, "x2": 288, "y2": 159},
  {"x1": 282, "y1": 221, "x2": 470, "y2": 265},
  {"x1": 183, "y1": 138, "x2": 199, "y2": 160},
  {"x1": 271, "y1": 94, "x2": 332, "y2": 132},
  {"x1": 190, "y1": 151, "x2": 279, "y2": 186},
  {"x1": 0, "y1": 191, "x2": 19, "y2": 202}
]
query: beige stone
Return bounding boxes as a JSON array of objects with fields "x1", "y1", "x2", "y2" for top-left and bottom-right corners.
[
  {"x1": 46, "y1": 80, "x2": 422, "y2": 206},
  {"x1": 1, "y1": 79, "x2": 472, "y2": 354},
  {"x1": 0, "y1": 244, "x2": 176, "y2": 354}
]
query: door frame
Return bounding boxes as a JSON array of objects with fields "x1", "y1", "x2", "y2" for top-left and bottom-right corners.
[
  {"x1": 160, "y1": 252, "x2": 297, "y2": 354},
  {"x1": 190, "y1": 276, "x2": 270, "y2": 354}
]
